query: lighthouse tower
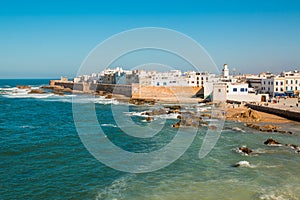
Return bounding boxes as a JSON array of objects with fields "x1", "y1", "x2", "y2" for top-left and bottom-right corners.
[{"x1": 222, "y1": 64, "x2": 229, "y2": 79}]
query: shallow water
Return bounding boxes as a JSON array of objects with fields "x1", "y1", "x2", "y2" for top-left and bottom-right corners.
[{"x1": 1, "y1": 79, "x2": 300, "y2": 200}]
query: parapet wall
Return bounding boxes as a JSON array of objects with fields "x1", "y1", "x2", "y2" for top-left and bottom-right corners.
[{"x1": 246, "y1": 103, "x2": 300, "y2": 122}]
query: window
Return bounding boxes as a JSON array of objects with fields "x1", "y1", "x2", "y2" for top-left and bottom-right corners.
[
  {"x1": 268, "y1": 87, "x2": 270, "y2": 91},
  {"x1": 291, "y1": 80, "x2": 293, "y2": 84},
  {"x1": 218, "y1": 89, "x2": 221, "y2": 93},
  {"x1": 296, "y1": 86, "x2": 298, "y2": 90},
  {"x1": 201, "y1": 77, "x2": 203, "y2": 80},
  {"x1": 206, "y1": 77, "x2": 208, "y2": 81},
  {"x1": 157, "y1": 82, "x2": 160, "y2": 86},
  {"x1": 286, "y1": 86, "x2": 288, "y2": 90},
  {"x1": 271, "y1": 82, "x2": 273, "y2": 85},
  {"x1": 276, "y1": 82, "x2": 278, "y2": 86},
  {"x1": 275, "y1": 88, "x2": 278, "y2": 91},
  {"x1": 286, "y1": 80, "x2": 288, "y2": 84},
  {"x1": 240, "y1": 88, "x2": 245, "y2": 92},
  {"x1": 245, "y1": 88, "x2": 248, "y2": 92},
  {"x1": 197, "y1": 77, "x2": 199, "y2": 80},
  {"x1": 296, "y1": 80, "x2": 298, "y2": 84},
  {"x1": 233, "y1": 88, "x2": 237, "y2": 92},
  {"x1": 280, "y1": 88, "x2": 283, "y2": 92},
  {"x1": 163, "y1": 82, "x2": 167, "y2": 86},
  {"x1": 291, "y1": 86, "x2": 293, "y2": 90},
  {"x1": 281, "y1": 81, "x2": 283, "y2": 85},
  {"x1": 264, "y1": 81, "x2": 266, "y2": 84}
]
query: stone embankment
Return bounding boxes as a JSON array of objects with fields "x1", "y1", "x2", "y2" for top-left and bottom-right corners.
[{"x1": 246, "y1": 103, "x2": 300, "y2": 122}]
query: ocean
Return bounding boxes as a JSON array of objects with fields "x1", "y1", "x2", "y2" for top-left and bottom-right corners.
[{"x1": 1, "y1": 79, "x2": 300, "y2": 200}]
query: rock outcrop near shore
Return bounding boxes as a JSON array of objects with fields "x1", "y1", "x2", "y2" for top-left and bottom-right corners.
[
  {"x1": 246, "y1": 123, "x2": 292, "y2": 134},
  {"x1": 239, "y1": 147, "x2": 253, "y2": 155},
  {"x1": 28, "y1": 89, "x2": 45, "y2": 94},
  {"x1": 230, "y1": 109, "x2": 261, "y2": 121},
  {"x1": 17, "y1": 85, "x2": 31, "y2": 89},
  {"x1": 264, "y1": 138, "x2": 281, "y2": 146}
]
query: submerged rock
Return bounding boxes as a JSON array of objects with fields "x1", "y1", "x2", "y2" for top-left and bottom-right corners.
[{"x1": 208, "y1": 125, "x2": 218, "y2": 130}]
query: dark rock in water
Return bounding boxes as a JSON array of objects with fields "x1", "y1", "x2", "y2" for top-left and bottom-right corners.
[
  {"x1": 278, "y1": 130, "x2": 287, "y2": 134},
  {"x1": 239, "y1": 147, "x2": 253, "y2": 155},
  {"x1": 53, "y1": 91, "x2": 65, "y2": 96},
  {"x1": 259, "y1": 124, "x2": 280, "y2": 132},
  {"x1": 129, "y1": 98, "x2": 156, "y2": 105},
  {"x1": 264, "y1": 138, "x2": 281, "y2": 145},
  {"x1": 246, "y1": 123, "x2": 260, "y2": 131},
  {"x1": 172, "y1": 121, "x2": 180, "y2": 128},
  {"x1": 164, "y1": 105, "x2": 181, "y2": 110},
  {"x1": 285, "y1": 144, "x2": 299, "y2": 150},
  {"x1": 28, "y1": 89, "x2": 44, "y2": 94},
  {"x1": 200, "y1": 113, "x2": 211, "y2": 118},
  {"x1": 152, "y1": 108, "x2": 167, "y2": 116},
  {"x1": 105, "y1": 94, "x2": 113, "y2": 99},
  {"x1": 146, "y1": 116, "x2": 153, "y2": 122},
  {"x1": 17, "y1": 85, "x2": 31, "y2": 89}
]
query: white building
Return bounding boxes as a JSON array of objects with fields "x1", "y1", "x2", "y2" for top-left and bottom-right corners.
[
  {"x1": 150, "y1": 70, "x2": 188, "y2": 86},
  {"x1": 282, "y1": 70, "x2": 300, "y2": 93},
  {"x1": 261, "y1": 70, "x2": 300, "y2": 96},
  {"x1": 185, "y1": 71, "x2": 210, "y2": 87}
]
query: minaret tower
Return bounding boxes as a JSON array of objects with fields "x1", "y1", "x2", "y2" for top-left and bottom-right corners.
[{"x1": 222, "y1": 64, "x2": 229, "y2": 79}]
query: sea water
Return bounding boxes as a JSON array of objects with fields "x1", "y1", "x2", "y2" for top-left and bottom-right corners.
[{"x1": 1, "y1": 79, "x2": 300, "y2": 200}]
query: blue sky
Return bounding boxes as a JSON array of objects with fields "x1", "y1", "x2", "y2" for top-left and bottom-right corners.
[{"x1": 0, "y1": 0, "x2": 300, "y2": 78}]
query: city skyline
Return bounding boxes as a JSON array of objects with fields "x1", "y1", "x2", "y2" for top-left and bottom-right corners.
[{"x1": 1, "y1": 0, "x2": 300, "y2": 78}]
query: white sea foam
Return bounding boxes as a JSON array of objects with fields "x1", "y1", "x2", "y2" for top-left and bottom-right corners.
[
  {"x1": 232, "y1": 127, "x2": 245, "y2": 132},
  {"x1": 266, "y1": 144, "x2": 283, "y2": 147},
  {"x1": 258, "y1": 187, "x2": 298, "y2": 200},
  {"x1": 101, "y1": 124, "x2": 118, "y2": 128},
  {"x1": 95, "y1": 174, "x2": 136, "y2": 200},
  {"x1": 3, "y1": 93, "x2": 54, "y2": 98},
  {"x1": 233, "y1": 160, "x2": 255, "y2": 168}
]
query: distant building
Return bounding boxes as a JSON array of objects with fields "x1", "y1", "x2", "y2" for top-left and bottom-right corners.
[{"x1": 260, "y1": 70, "x2": 300, "y2": 96}]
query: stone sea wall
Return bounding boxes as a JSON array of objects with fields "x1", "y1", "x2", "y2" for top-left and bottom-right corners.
[
  {"x1": 246, "y1": 103, "x2": 300, "y2": 122},
  {"x1": 52, "y1": 80, "x2": 132, "y2": 97},
  {"x1": 131, "y1": 84, "x2": 202, "y2": 99}
]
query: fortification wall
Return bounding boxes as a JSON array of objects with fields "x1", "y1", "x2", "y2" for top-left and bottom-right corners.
[
  {"x1": 132, "y1": 84, "x2": 202, "y2": 99},
  {"x1": 246, "y1": 103, "x2": 300, "y2": 121}
]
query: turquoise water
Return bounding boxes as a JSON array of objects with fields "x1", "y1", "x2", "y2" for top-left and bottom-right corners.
[{"x1": 1, "y1": 79, "x2": 300, "y2": 200}]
